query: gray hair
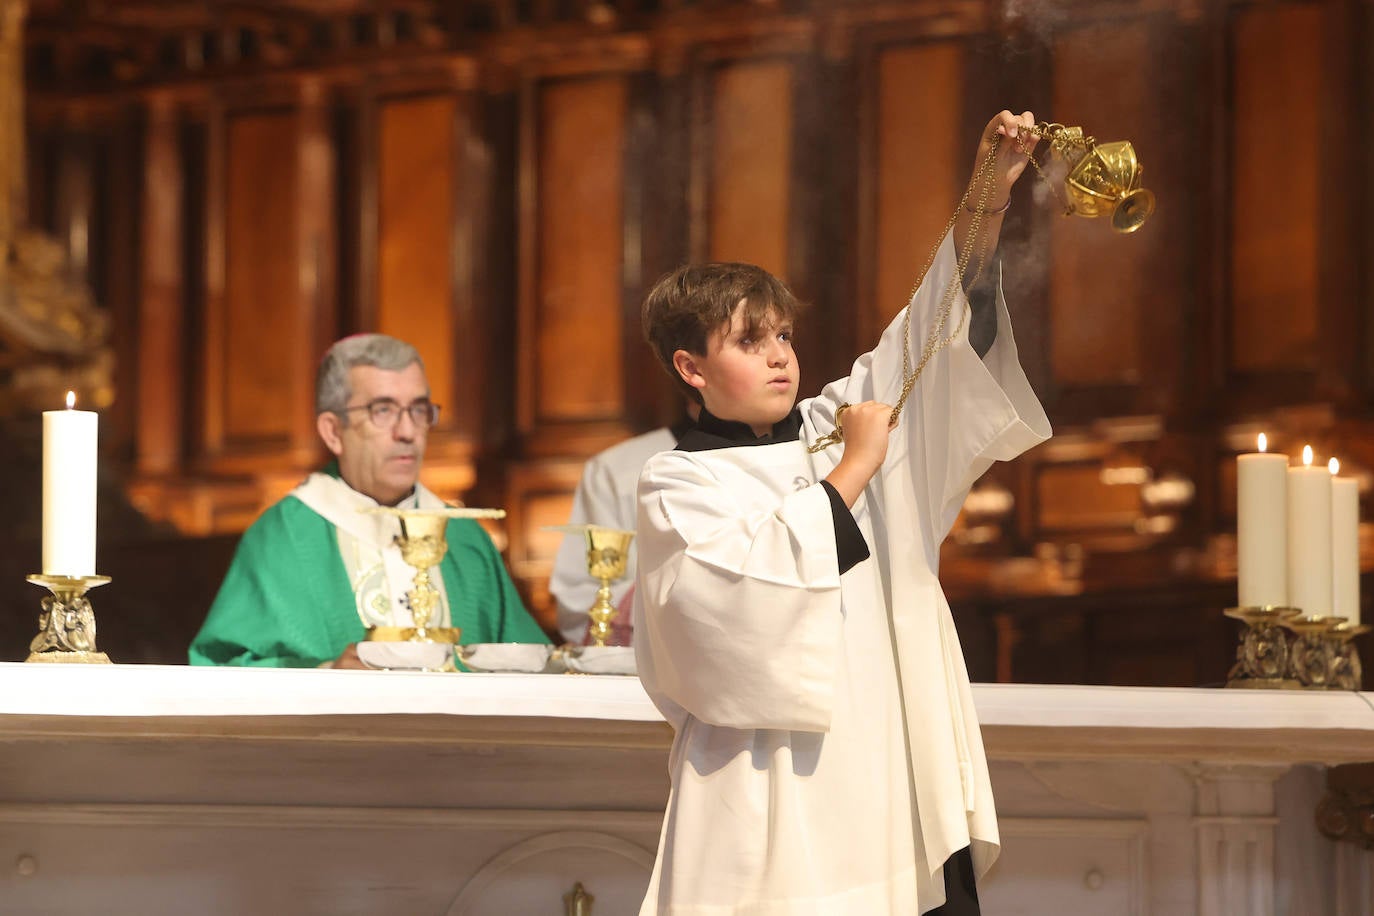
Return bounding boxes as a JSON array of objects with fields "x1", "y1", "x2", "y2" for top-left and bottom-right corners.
[{"x1": 315, "y1": 334, "x2": 425, "y2": 416}]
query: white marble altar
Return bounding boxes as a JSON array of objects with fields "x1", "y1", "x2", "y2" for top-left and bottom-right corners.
[{"x1": 0, "y1": 664, "x2": 1369, "y2": 915}]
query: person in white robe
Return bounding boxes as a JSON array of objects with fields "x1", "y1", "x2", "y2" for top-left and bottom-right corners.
[
  {"x1": 633, "y1": 111, "x2": 1052, "y2": 914},
  {"x1": 550, "y1": 404, "x2": 699, "y2": 644}
]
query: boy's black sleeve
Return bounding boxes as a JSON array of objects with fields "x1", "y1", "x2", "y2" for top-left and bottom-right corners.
[
  {"x1": 967, "y1": 257, "x2": 1001, "y2": 359},
  {"x1": 820, "y1": 481, "x2": 870, "y2": 574}
]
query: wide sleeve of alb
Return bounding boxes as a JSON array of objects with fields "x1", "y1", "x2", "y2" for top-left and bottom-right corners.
[
  {"x1": 634, "y1": 451, "x2": 844, "y2": 733},
  {"x1": 810, "y1": 230, "x2": 1051, "y2": 556}
]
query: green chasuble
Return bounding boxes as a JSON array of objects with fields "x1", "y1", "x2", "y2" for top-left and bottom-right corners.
[{"x1": 189, "y1": 479, "x2": 548, "y2": 668}]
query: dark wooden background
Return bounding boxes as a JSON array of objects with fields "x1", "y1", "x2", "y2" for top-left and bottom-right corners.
[{"x1": 13, "y1": 0, "x2": 1373, "y2": 685}]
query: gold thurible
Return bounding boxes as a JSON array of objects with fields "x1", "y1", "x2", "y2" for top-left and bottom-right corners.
[{"x1": 808, "y1": 119, "x2": 1153, "y2": 454}]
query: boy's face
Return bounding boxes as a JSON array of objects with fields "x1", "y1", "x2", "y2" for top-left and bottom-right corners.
[{"x1": 673, "y1": 301, "x2": 798, "y2": 436}]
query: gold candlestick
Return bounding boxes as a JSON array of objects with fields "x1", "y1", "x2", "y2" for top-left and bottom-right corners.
[
  {"x1": 1283, "y1": 615, "x2": 1342, "y2": 688},
  {"x1": 25, "y1": 573, "x2": 112, "y2": 663},
  {"x1": 1324, "y1": 622, "x2": 1371, "y2": 691},
  {"x1": 1224, "y1": 605, "x2": 1301, "y2": 689}
]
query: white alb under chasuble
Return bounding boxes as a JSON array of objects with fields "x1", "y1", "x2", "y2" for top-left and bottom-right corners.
[
  {"x1": 292, "y1": 473, "x2": 455, "y2": 629},
  {"x1": 634, "y1": 232, "x2": 1051, "y2": 915}
]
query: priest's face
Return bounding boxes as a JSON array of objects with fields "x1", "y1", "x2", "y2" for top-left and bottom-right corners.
[
  {"x1": 675, "y1": 302, "x2": 798, "y2": 436},
  {"x1": 320, "y1": 362, "x2": 431, "y2": 506}
]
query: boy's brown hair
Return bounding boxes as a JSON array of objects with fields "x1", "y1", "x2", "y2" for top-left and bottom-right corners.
[{"x1": 641, "y1": 262, "x2": 804, "y2": 402}]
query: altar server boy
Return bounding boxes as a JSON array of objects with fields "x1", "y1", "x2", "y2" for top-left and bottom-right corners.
[{"x1": 633, "y1": 110, "x2": 1052, "y2": 914}]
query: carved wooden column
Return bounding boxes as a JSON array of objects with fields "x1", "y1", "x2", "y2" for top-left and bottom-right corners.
[
  {"x1": 136, "y1": 90, "x2": 185, "y2": 476},
  {"x1": 1194, "y1": 764, "x2": 1285, "y2": 916}
]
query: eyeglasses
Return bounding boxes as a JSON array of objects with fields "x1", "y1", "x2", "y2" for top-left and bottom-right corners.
[{"x1": 341, "y1": 398, "x2": 441, "y2": 430}]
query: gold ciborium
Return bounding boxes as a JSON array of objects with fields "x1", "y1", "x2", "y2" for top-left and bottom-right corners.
[
  {"x1": 1024, "y1": 123, "x2": 1155, "y2": 233},
  {"x1": 361, "y1": 506, "x2": 507, "y2": 646}
]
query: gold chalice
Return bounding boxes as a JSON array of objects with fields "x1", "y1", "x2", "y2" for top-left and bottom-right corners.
[
  {"x1": 361, "y1": 506, "x2": 507, "y2": 647},
  {"x1": 547, "y1": 524, "x2": 635, "y2": 647}
]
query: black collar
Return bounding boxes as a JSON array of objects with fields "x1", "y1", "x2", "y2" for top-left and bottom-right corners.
[{"x1": 676, "y1": 406, "x2": 803, "y2": 453}]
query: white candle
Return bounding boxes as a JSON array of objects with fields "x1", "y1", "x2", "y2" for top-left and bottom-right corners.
[
  {"x1": 1287, "y1": 445, "x2": 1332, "y2": 616},
  {"x1": 1237, "y1": 433, "x2": 1288, "y2": 607},
  {"x1": 42, "y1": 391, "x2": 98, "y2": 577},
  {"x1": 1330, "y1": 457, "x2": 1360, "y2": 625}
]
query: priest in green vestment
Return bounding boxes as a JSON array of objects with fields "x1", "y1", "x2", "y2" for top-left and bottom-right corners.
[{"x1": 189, "y1": 334, "x2": 548, "y2": 668}]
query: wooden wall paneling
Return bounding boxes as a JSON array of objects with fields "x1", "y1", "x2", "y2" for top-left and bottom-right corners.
[
  {"x1": 351, "y1": 82, "x2": 380, "y2": 333},
  {"x1": 137, "y1": 92, "x2": 185, "y2": 476},
  {"x1": 1226, "y1": 3, "x2": 1323, "y2": 396},
  {"x1": 1314, "y1": 0, "x2": 1362, "y2": 406},
  {"x1": 101, "y1": 104, "x2": 143, "y2": 462},
  {"x1": 201, "y1": 103, "x2": 302, "y2": 467},
  {"x1": 293, "y1": 78, "x2": 335, "y2": 466},
  {"x1": 1045, "y1": 20, "x2": 1157, "y2": 420},
  {"x1": 629, "y1": 65, "x2": 692, "y2": 429},
  {"x1": 806, "y1": 48, "x2": 859, "y2": 395},
  {"x1": 701, "y1": 58, "x2": 793, "y2": 277},
  {"x1": 620, "y1": 71, "x2": 674, "y2": 430},
  {"x1": 52, "y1": 121, "x2": 93, "y2": 287},
  {"x1": 517, "y1": 73, "x2": 630, "y2": 453},
  {"x1": 198, "y1": 96, "x2": 228, "y2": 463},
  {"x1": 785, "y1": 55, "x2": 834, "y2": 402},
  {"x1": 1135, "y1": 15, "x2": 1198, "y2": 419},
  {"x1": 376, "y1": 92, "x2": 458, "y2": 446},
  {"x1": 467, "y1": 87, "x2": 522, "y2": 503},
  {"x1": 862, "y1": 40, "x2": 966, "y2": 357},
  {"x1": 1362, "y1": 2, "x2": 1374, "y2": 402}
]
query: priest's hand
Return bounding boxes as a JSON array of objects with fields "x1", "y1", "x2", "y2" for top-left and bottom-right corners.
[
  {"x1": 331, "y1": 643, "x2": 369, "y2": 669},
  {"x1": 824, "y1": 401, "x2": 896, "y2": 508}
]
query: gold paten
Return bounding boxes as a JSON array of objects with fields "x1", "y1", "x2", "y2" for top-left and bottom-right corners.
[{"x1": 25, "y1": 573, "x2": 113, "y2": 663}]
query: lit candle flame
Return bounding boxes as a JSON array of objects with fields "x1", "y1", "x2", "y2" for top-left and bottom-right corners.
[
  {"x1": 1257, "y1": 433, "x2": 1267, "y2": 453},
  {"x1": 1329, "y1": 457, "x2": 1340, "y2": 476},
  {"x1": 1302, "y1": 445, "x2": 1313, "y2": 467},
  {"x1": 65, "y1": 391, "x2": 75, "y2": 410}
]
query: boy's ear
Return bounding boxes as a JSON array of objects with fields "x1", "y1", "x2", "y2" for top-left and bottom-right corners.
[{"x1": 671, "y1": 349, "x2": 707, "y2": 393}]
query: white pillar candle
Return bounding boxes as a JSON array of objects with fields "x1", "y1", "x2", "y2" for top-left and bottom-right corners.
[
  {"x1": 1287, "y1": 445, "x2": 1332, "y2": 616},
  {"x1": 42, "y1": 391, "x2": 98, "y2": 577},
  {"x1": 1237, "y1": 433, "x2": 1289, "y2": 607},
  {"x1": 1330, "y1": 458, "x2": 1361, "y2": 625}
]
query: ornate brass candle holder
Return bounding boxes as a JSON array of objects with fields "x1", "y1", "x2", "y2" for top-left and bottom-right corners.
[
  {"x1": 25, "y1": 573, "x2": 112, "y2": 663},
  {"x1": 1324, "y1": 622, "x2": 1371, "y2": 691},
  {"x1": 361, "y1": 506, "x2": 507, "y2": 647},
  {"x1": 1224, "y1": 605, "x2": 1301, "y2": 689},
  {"x1": 1023, "y1": 123, "x2": 1155, "y2": 233},
  {"x1": 1283, "y1": 615, "x2": 1342, "y2": 688}
]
